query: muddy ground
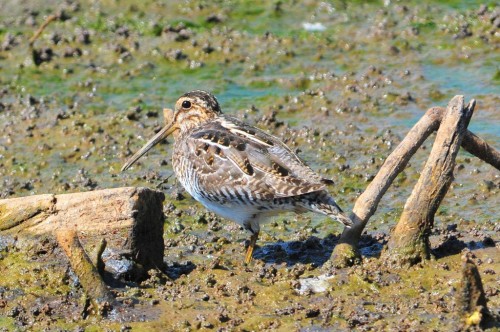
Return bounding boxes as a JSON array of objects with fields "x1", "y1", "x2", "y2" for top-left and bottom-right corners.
[{"x1": 0, "y1": 0, "x2": 498, "y2": 331}]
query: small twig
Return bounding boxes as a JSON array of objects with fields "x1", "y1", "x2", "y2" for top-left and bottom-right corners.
[
  {"x1": 91, "y1": 238, "x2": 107, "y2": 276},
  {"x1": 29, "y1": 14, "x2": 58, "y2": 47},
  {"x1": 156, "y1": 172, "x2": 174, "y2": 188}
]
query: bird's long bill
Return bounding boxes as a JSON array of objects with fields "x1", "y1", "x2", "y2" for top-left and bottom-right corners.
[{"x1": 121, "y1": 122, "x2": 177, "y2": 172}]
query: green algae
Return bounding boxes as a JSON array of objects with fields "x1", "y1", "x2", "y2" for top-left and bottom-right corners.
[
  {"x1": 0, "y1": 250, "x2": 71, "y2": 297},
  {"x1": 0, "y1": 318, "x2": 15, "y2": 331}
]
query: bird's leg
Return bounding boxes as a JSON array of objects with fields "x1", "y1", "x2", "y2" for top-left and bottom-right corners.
[{"x1": 244, "y1": 230, "x2": 259, "y2": 264}]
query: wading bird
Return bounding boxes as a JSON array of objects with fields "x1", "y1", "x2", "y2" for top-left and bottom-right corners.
[{"x1": 122, "y1": 90, "x2": 352, "y2": 264}]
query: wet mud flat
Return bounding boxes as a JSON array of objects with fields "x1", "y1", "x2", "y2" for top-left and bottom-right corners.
[
  {"x1": 0, "y1": 223, "x2": 498, "y2": 330},
  {"x1": 0, "y1": 0, "x2": 499, "y2": 331}
]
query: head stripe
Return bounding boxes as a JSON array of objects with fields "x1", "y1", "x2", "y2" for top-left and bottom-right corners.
[{"x1": 181, "y1": 90, "x2": 221, "y2": 114}]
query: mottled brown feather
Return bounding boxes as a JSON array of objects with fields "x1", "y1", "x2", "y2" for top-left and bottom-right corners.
[{"x1": 180, "y1": 115, "x2": 328, "y2": 200}]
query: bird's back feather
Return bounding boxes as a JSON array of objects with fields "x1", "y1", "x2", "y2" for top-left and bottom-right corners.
[{"x1": 174, "y1": 115, "x2": 329, "y2": 202}]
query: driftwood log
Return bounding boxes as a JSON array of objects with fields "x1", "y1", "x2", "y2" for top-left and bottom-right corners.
[
  {"x1": 331, "y1": 96, "x2": 499, "y2": 267},
  {"x1": 0, "y1": 187, "x2": 165, "y2": 273}
]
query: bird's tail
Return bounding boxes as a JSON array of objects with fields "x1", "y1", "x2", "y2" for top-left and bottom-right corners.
[{"x1": 298, "y1": 191, "x2": 353, "y2": 228}]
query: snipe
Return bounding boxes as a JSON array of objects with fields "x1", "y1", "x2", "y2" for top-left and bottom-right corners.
[{"x1": 122, "y1": 90, "x2": 352, "y2": 264}]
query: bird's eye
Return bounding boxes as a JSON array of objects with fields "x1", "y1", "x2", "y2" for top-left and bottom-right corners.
[{"x1": 182, "y1": 100, "x2": 191, "y2": 109}]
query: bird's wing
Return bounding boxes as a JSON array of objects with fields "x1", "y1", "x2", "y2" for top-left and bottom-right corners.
[{"x1": 185, "y1": 115, "x2": 326, "y2": 199}]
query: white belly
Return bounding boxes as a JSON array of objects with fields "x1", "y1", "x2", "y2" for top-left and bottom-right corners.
[
  {"x1": 194, "y1": 193, "x2": 255, "y2": 226},
  {"x1": 174, "y1": 154, "x2": 291, "y2": 228}
]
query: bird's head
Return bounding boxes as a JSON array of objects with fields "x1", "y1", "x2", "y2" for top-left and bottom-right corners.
[
  {"x1": 121, "y1": 90, "x2": 221, "y2": 171},
  {"x1": 173, "y1": 90, "x2": 222, "y2": 131}
]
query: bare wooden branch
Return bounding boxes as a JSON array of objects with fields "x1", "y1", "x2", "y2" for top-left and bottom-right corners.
[
  {"x1": 330, "y1": 96, "x2": 498, "y2": 267},
  {"x1": 330, "y1": 107, "x2": 444, "y2": 266},
  {"x1": 461, "y1": 131, "x2": 500, "y2": 170},
  {"x1": 383, "y1": 96, "x2": 474, "y2": 266},
  {"x1": 56, "y1": 229, "x2": 113, "y2": 315},
  {"x1": 0, "y1": 187, "x2": 165, "y2": 271},
  {"x1": 431, "y1": 107, "x2": 500, "y2": 170}
]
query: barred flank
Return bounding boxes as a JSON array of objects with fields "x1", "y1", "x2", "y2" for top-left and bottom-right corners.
[{"x1": 298, "y1": 191, "x2": 353, "y2": 227}]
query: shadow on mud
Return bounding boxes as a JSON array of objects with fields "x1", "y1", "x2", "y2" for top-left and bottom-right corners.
[
  {"x1": 254, "y1": 233, "x2": 388, "y2": 267},
  {"x1": 432, "y1": 235, "x2": 496, "y2": 259},
  {"x1": 164, "y1": 260, "x2": 197, "y2": 280}
]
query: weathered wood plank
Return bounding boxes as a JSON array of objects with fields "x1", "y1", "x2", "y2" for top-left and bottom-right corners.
[{"x1": 0, "y1": 187, "x2": 165, "y2": 271}]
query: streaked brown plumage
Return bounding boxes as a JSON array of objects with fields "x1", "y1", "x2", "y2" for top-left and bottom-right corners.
[{"x1": 122, "y1": 90, "x2": 352, "y2": 263}]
